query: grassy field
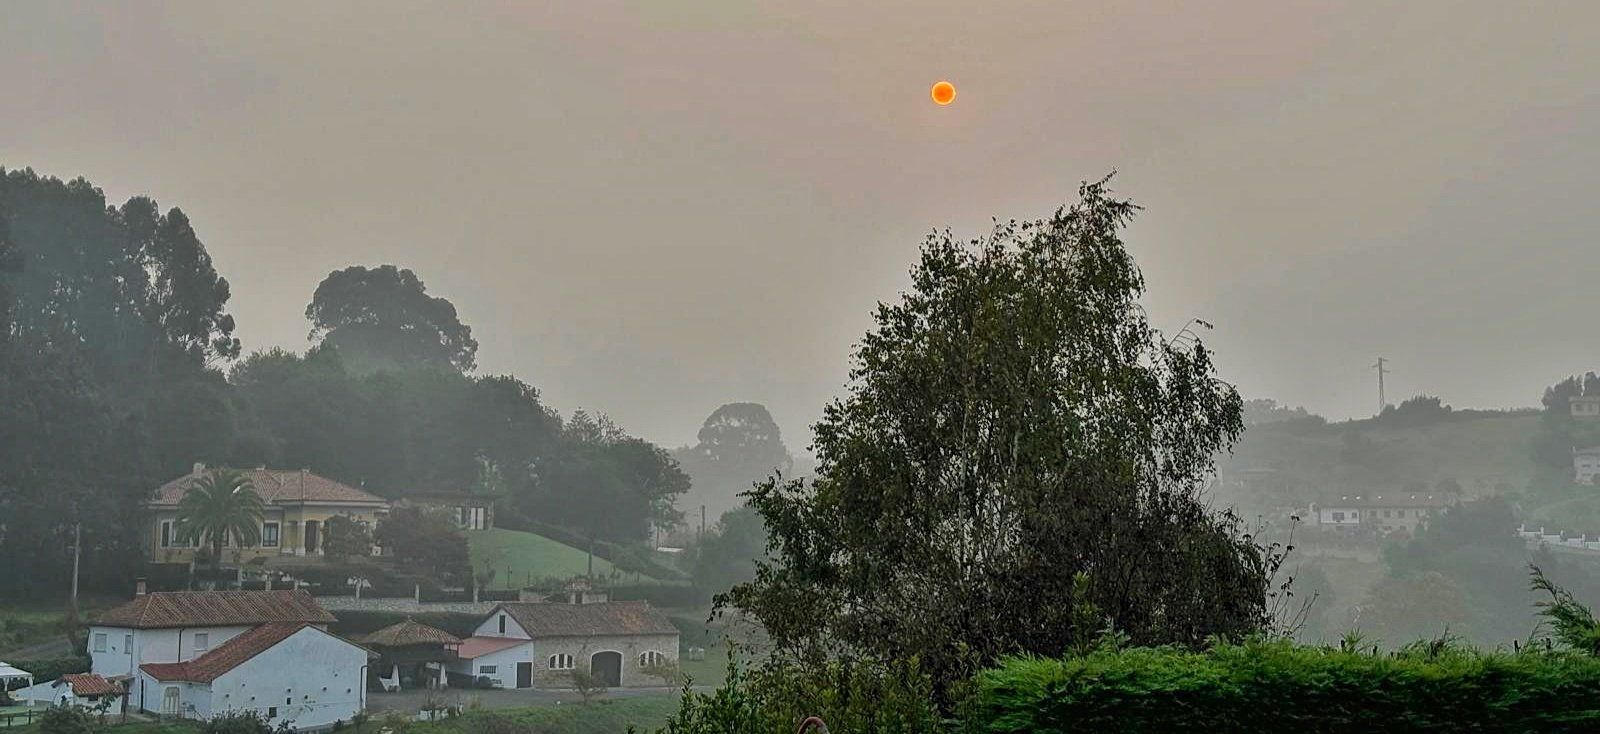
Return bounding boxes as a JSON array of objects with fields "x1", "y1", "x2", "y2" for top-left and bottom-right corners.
[
  {"x1": 3, "y1": 698, "x2": 681, "y2": 733},
  {"x1": 398, "y1": 697, "x2": 679, "y2": 733},
  {"x1": 468, "y1": 528, "x2": 625, "y2": 589}
]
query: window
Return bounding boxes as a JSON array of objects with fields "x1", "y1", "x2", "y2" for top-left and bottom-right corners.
[
  {"x1": 1382, "y1": 510, "x2": 1391, "y2": 518},
  {"x1": 548, "y1": 654, "x2": 574, "y2": 670},
  {"x1": 1396, "y1": 510, "x2": 1407, "y2": 518},
  {"x1": 1331, "y1": 512, "x2": 1344, "y2": 522},
  {"x1": 498, "y1": 615, "x2": 506, "y2": 635},
  {"x1": 262, "y1": 522, "x2": 280, "y2": 548},
  {"x1": 160, "y1": 521, "x2": 171, "y2": 549},
  {"x1": 268, "y1": 707, "x2": 277, "y2": 719},
  {"x1": 639, "y1": 651, "x2": 666, "y2": 668},
  {"x1": 479, "y1": 665, "x2": 497, "y2": 675},
  {"x1": 193, "y1": 633, "x2": 209, "y2": 655},
  {"x1": 125, "y1": 635, "x2": 133, "y2": 655},
  {"x1": 93, "y1": 633, "x2": 107, "y2": 653}
]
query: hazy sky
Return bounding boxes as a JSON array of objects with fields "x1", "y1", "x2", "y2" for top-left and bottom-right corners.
[{"x1": 5, "y1": 2, "x2": 1599, "y2": 452}]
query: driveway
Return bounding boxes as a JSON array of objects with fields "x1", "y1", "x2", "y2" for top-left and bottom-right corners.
[{"x1": 367, "y1": 685, "x2": 705, "y2": 713}]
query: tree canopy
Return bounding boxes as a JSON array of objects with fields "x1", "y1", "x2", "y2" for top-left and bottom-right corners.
[
  {"x1": 306, "y1": 264, "x2": 478, "y2": 373},
  {"x1": 724, "y1": 179, "x2": 1271, "y2": 695},
  {"x1": 674, "y1": 403, "x2": 794, "y2": 523}
]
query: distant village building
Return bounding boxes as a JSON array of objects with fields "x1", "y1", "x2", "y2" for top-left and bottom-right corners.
[
  {"x1": 450, "y1": 599, "x2": 678, "y2": 689},
  {"x1": 90, "y1": 588, "x2": 371, "y2": 731},
  {"x1": 146, "y1": 464, "x2": 389, "y2": 564},
  {"x1": 1575, "y1": 447, "x2": 1600, "y2": 484},
  {"x1": 1573, "y1": 396, "x2": 1600, "y2": 418},
  {"x1": 1310, "y1": 494, "x2": 1449, "y2": 533}
]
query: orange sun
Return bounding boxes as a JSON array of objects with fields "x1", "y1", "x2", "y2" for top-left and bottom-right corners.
[{"x1": 931, "y1": 80, "x2": 956, "y2": 106}]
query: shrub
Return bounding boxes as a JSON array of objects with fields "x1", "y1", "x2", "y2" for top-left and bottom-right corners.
[
  {"x1": 964, "y1": 638, "x2": 1600, "y2": 733},
  {"x1": 10, "y1": 656, "x2": 89, "y2": 683},
  {"x1": 200, "y1": 710, "x2": 289, "y2": 734},
  {"x1": 38, "y1": 706, "x2": 101, "y2": 734},
  {"x1": 659, "y1": 654, "x2": 943, "y2": 734}
]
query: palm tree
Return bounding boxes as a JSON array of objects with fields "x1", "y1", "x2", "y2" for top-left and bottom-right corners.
[{"x1": 176, "y1": 469, "x2": 265, "y2": 572}]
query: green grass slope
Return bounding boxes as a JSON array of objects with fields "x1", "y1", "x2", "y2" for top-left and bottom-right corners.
[{"x1": 468, "y1": 528, "x2": 625, "y2": 589}]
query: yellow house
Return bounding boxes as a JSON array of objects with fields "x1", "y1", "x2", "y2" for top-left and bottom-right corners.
[{"x1": 148, "y1": 463, "x2": 390, "y2": 565}]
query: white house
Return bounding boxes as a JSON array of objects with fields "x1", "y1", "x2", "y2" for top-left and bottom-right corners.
[
  {"x1": 1575, "y1": 447, "x2": 1600, "y2": 484},
  {"x1": 1573, "y1": 396, "x2": 1600, "y2": 418},
  {"x1": 1311, "y1": 494, "x2": 1449, "y2": 534},
  {"x1": 89, "y1": 587, "x2": 337, "y2": 678},
  {"x1": 137, "y1": 623, "x2": 371, "y2": 731},
  {"x1": 91, "y1": 589, "x2": 369, "y2": 731},
  {"x1": 450, "y1": 601, "x2": 679, "y2": 689}
]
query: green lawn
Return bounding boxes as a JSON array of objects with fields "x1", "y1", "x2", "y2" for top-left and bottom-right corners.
[
  {"x1": 390, "y1": 697, "x2": 679, "y2": 733},
  {"x1": 468, "y1": 528, "x2": 625, "y2": 589}
]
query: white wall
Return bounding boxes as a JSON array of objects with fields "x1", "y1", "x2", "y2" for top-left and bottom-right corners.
[
  {"x1": 92, "y1": 625, "x2": 254, "y2": 678},
  {"x1": 210, "y1": 626, "x2": 368, "y2": 731},
  {"x1": 134, "y1": 674, "x2": 210, "y2": 721},
  {"x1": 132, "y1": 626, "x2": 368, "y2": 732},
  {"x1": 473, "y1": 610, "x2": 531, "y2": 640},
  {"x1": 448, "y1": 642, "x2": 536, "y2": 688}
]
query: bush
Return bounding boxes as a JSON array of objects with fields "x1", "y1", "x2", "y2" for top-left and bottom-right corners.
[
  {"x1": 964, "y1": 639, "x2": 1600, "y2": 732},
  {"x1": 610, "y1": 583, "x2": 706, "y2": 609},
  {"x1": 659, "y1": 654, "x2": 943, "y2": 734},
  {"x1": 38, "y1": 706, "x2": 101, "y2": 734},
  {"x1": 328, "y1": 610, "x2": 482, "y2": 639},
  {"x1": 200, "y1": 710, "x2": 288, "y2": 734}
]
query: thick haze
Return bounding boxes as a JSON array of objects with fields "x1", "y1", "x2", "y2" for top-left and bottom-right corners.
[{"x1": 4, "y1": 2, "x2": 1598, "y2": 451}]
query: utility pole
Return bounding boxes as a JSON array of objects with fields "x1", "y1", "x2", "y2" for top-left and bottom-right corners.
[
  {"x1": 70, "y1": 522, "x2": 82, "y2": 615},
  {"x1": 700, "y1": 505, "x2": 707, "y2": 544},
  {"x1": 1372, "y1": 357, "x2": 1390, "y2": 415}
]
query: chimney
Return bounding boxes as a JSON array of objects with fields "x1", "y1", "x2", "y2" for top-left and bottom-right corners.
[
  {"x1": 192, "y1": 462, "x2": 206, "y2": 475},
  {"x1": 135, "y1": 578, "x2": 147, "y2": 596}
]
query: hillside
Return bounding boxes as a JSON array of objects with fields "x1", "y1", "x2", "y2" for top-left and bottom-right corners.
[
  {"x1": 1214, "y1": 411, "x2": 1541, "y2": 511},
  {"x1": 467, "y1": 528, "x2": 625, "y2": 589}
]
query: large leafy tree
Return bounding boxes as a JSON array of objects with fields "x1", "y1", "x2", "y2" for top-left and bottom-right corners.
[
  {"x1": 305, "y1": 265, "x2": 478, "y2": 373},
  {"x1": 0, "y1": 169, "x2": 241, "y2": 595},
  {"x1": 674, "y1": 403, "x2": 795, "y2": 523},
  {"x1": 0, "y1": 169, "x2": 240, "y2": 370},
  {"x1": 725, "y1": 179, "x2": 1270, "y2": 692},
  {"x1": 176, "y1": 469, "x2": 266, "y2": 572},
  {"x1": 529, "y1": 411, "x2": 691, "y2": 544},
  {"x1": 375, "y1": 505, "x2": 470, "y2": 587}
]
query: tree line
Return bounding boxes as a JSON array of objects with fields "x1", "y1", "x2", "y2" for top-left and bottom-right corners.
[{"x1": 0, "y1": 167, "x2": 687, "y2": 596}]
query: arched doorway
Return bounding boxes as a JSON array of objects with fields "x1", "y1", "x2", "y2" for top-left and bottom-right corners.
[{"x1": 589, "y1": 651, "x2": 622, "y2": 687}]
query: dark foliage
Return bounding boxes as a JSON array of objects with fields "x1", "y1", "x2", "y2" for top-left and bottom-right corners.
[
  {"x1": 966, "y1": 640, "x2": 1600, "y2": 733},
  {"x1": 724, "y1": 180, "x2": 1275, "y2": 699},
  {"x1": 306, "y1": 264, "x2": 478, "y2": 373}
]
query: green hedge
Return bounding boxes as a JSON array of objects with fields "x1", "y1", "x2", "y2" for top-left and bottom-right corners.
[
  {"x1": 967, "y1": 640, "x2": 1600, "y2": 733},
  {"x1": 329, "y1": 610, "x2": 484, "y2": 639},
  {"x1": 5, "y1": 656, "x2": 89, "y2": 684}
]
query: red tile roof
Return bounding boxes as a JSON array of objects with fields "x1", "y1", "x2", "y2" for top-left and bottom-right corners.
[
  {"x1": 455, "y1": 636, "x2": 529, "y2": 659},
  {"x1": 360, "y1": 619, "x2": 461, "y2": 648},
  {"x1": 493, "y1": 601, "x2": 678, "y2": 638},
  {"x1": 140, "y1": 623, "x2": 306, "y2": 683},
  {"x1": 59, "y1": 674, "x2": 121, "y2": 697},
  {"x1": 149, "y1": 467, "x2": 387, "y2": 507},
  {"x1": 95, "y1": 590, "x2": 336, "y2": 629}
]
